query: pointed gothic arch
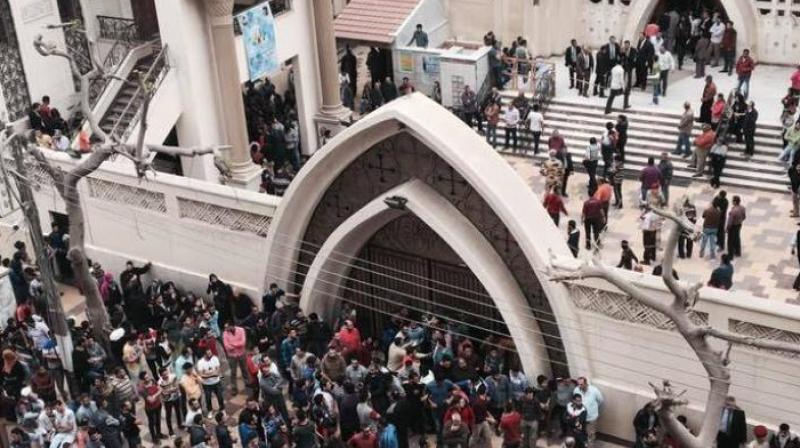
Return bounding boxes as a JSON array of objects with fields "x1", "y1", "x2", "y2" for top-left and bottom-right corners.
[
  {"x1": 623, "y1": 0, "x2": 757, "y2": 56},
  {"x1": 263, "y1": 93, "x2": 591, "y2": 377}
]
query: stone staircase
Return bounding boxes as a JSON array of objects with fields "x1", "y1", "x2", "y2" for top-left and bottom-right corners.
[
  {"x1": 472, "y1": 94, "x2": 788, "y2": 194},
  {"x1": 98, "y1": 54, "x2": 155, "y2": 136}
]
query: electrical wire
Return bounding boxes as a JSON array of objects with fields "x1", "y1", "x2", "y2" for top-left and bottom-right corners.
[
  {"x1": 266, "y1": 250, "x2": 800, "y2": 398},
  {"x1": 42, "y1": 190, "x2": 800, "y2": 388},
  {"x1": 27, "y1": 167, "x2": 800, "y2": 391},
  {"x1": 275, "y1": 271, "x2": 800, "y2": 421}
]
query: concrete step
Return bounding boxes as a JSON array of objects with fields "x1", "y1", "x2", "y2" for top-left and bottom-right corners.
[
  {"x1": 495, "y1": 98, "x2": 785, "y2": 140},
  {"x1": 500, "y1": 93, "x2": 785, "y2": 132},
  {"x1": 541, "y1": 115, "x2": 783, "y2": 151},
  {"x1": 495, "y1": 147, "x2": 789, "y2": 194},
  {"x1": 479, "y1": 123, "x2": 787, "y2": 166}
]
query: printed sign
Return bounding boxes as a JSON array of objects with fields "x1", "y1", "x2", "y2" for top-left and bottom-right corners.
[
  {"x1": 236, "y1": 2, "x2": 280, "y2": 81},
  {"x1": 399, "y1": 52, "x2": 414, "y2": 73}
]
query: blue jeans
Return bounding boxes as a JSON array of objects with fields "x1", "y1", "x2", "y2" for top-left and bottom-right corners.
[
  {"x1": 486, "y1": 124, "x2": 498, "y2": 146},
  {"x1": 737, "y1": 75, "x2": 751, "y2": 98},
  {"x1": 675, "y1": 132, "x2": 691, "y2": 155},
  {"x1": 779, "y1": 144, "x2": 799, "y2": 164},
  {"x1": 652, "y1": 80, "x2": 661, "y2": 104},
  {"x1": 699, "y1": 228, "x2": 717, "y2": 259}
]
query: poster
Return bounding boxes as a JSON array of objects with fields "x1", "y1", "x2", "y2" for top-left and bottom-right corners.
[
  {"x1": 422, "y1": 55, "x2": 440, "y2": 74},
  {"x1": 399, "y1": 52, "x2": 414, "y2": 73},
  {"x1": 236, "y1": 2, "x2": 280, "y2": 81}
]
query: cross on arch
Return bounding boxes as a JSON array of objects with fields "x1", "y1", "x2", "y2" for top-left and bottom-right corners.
[
  {"x1": 325, "y1": 193, "x2": 351, "y2": 218},
  {"x1": 367, "y1": 153, "x2": 397, "y2": 183},
  {"x1": 435, "y1": 166, "x2": 468, "y2": 196},
  {"x1": 493, "y1": 228, "x2": 515, "y2": 255}
]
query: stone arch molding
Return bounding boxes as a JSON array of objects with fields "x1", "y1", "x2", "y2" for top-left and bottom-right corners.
[
  {"x1": 263, "y1": 93, "x2": 592, "y2": 376},
  {"x1": 301, "y1": 178, "x2": 550, "y2": 376},
  {"x1": 623, "y1": 0, "x2": 756, "y2": 56}
]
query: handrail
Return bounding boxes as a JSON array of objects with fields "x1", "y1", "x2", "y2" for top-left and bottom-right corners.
[
  {"x1": 107, "y1": 45, "x2": 169, "y2": 141},
  {"x1": 88, "y1": 38, "x2": 136, "y2": 107}
]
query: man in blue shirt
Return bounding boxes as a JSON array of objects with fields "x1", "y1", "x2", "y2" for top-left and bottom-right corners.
[{"x1": 573, "y1": 377, "x2": 604, "y2": 448}]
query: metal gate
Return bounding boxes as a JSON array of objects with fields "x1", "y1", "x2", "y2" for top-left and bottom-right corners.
[{"x1": 341, "y1": 244, "x2": 506, "y2": 340}]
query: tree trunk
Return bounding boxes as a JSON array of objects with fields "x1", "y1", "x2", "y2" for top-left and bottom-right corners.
[{"x1": 64, "y1": 181, "x2": 110, "y2": 346}]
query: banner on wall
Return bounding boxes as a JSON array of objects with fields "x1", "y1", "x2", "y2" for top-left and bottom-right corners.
[
  {"x1": 236, "y1": 2, "x2": 280, "y2": 81},
  {"x1": 399, "y1": 52, "x2": 414, "y2": 73}
]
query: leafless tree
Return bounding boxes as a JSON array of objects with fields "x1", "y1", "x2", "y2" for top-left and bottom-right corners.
[
  {"x1": 548, "y1": 202, "x2": 800, "y2": 448},
  {"x1": 23, "y1": 22, "x2": 230, "y2": 343}
]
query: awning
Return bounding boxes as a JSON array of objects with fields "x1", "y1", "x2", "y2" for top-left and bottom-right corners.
[{"x1": 334, "y1": 0, "x2": 421, "y2": 45}]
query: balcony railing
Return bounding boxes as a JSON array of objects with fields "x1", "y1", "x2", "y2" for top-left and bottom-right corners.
[
  {"x1": 97, "y1": 15, "x2": 142, "y2": 41},
  {"x1": 233, "y1": 0, "x2": 292, "y2": 35}
]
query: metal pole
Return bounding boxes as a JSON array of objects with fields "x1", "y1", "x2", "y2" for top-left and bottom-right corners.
[{"x1": 8, "y1": 136, "x2": 74, "y2": 371}]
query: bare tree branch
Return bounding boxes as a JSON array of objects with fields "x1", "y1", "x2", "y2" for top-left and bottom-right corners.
[{"x1": 548, "y1": 199, "x2": 800, "y2": 448}]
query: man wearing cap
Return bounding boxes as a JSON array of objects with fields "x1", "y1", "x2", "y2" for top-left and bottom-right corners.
[
  {"x1": 717, "y1": 396, "x2": 747, "y2": 448},
  {"x1": 749, "y1": 425, "x2": 769, "y2": 448}
]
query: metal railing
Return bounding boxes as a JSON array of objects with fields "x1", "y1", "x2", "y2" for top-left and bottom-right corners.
[
  {"x1": 88, "y1": 37, "x2": 144, "y2": 107},
  {"x1": 97, "y1": 15, "x2": 141, "y2": 41},
  {"x1": 107, "y1": 45, "x2": 170, "y2": 142},
  {"x1": 504, "y1": 57, "x2": 557, "y2": 107}
]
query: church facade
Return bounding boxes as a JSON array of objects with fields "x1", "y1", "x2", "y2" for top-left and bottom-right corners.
[{"x1": 446, "y1": 0, "x2": 800, "y2": 64}]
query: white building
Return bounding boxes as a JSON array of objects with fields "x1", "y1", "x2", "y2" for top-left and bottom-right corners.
[{"x1": 0, "y1": 0, "x2": 798, "y2": 444}]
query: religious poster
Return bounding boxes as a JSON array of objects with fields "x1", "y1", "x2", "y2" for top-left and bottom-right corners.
[
  {"x1": 236, "y1": 2, "x2": 280, "y2": 81},
  {"x1": 422, "y1": 55, "x2": 440, "y2": 74},
  {"x1": 399, "y1": 52, "x2": 414, "y2": 73}
]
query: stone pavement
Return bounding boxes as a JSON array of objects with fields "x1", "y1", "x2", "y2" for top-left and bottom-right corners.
[{"x1": 506, "y1": 153, "x2": 800, "y2": 305}]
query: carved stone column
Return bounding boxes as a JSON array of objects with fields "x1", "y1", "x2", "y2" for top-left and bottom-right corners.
[
  {"x1": 205, "y1": 0, "x2": 260, "y2": 188},
  {"x1": 312, "y1": 0, "x2": 351, "y2": 148}
]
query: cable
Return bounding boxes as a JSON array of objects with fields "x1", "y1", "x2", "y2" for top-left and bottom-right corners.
[
  {"x1": 277, "y1": 272, "x2": 800, "y2": 421},
  {"x1": 268, "y1": 252, "x2": 800, "y2": 398},
  {"x1": 262, "y1": 233, "x2": 800, "y2": 383},
  {"x1": 31, "y1": 174, "x2": 800, "y2": 387},
  {"x1": 51, "y1": 193, "x2": 800, "y2": 387}
]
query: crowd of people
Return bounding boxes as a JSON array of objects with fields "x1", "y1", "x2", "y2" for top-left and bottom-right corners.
[
  {"x1": 27, "y1": 95, "x2": 90, "y2": 158},
  {"x1": 242, "y1": 73, "x2": 301, "y2": 197}
]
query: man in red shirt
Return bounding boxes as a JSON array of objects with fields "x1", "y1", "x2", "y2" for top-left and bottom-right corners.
[
  {"x1": 734, "y1": 49, "x2": 755, "y2": 98},
  {"x1": 791, "y1": 65, "x2": 800, "y2": 96},
  {"x1": 499, "y1": 403, "x2": 522, "y2": 448},
  {"x1": 337, "y1": 320, "x2": 362, "y2": 359},
  {"x1": 347, "y1": 425, "x2": 378, "y2": 448},
  {"x1": 582, "y1": 196, "x2": 606, "y2": 251},
  {"x1": 543, "y1": 188, "x2": 568, "y2": 227}
]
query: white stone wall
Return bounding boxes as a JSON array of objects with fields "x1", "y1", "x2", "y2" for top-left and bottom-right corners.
[
  {"x1": 234, "y1": 0, "x2": 322, "y2": 156},
  {"x1": 448, "y1": 0, "x2": 800, "y2": 64},
  {"x1": 31, "y1": 150, "x2": 280, "y2": 299},
  {"x1": 9, "y1": 0, "x2": 77, "y2": 117}
]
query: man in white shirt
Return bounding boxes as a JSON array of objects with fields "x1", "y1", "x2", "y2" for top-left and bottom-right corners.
[
  {"x1": 503, "y1": 103, "x2": 520, "y2": 152},
  {"x1": 53, "y1": 130, "x2": 70, "y2": 152},
  {"x1": 604, "y1": 63, "x2": 625, "y2": 115},
  {"x1": 196, "y1": 349, "x2": 224, "y2": 413},
  {"x1": 657, "y1": 47, "x2": 674, "y2": 96},
  {"x1": 709, "y1": 18, "x2": 725, "y2": 66},
  {"x1": 527, "y1": 104, "x2": 545, "y2": 154}
]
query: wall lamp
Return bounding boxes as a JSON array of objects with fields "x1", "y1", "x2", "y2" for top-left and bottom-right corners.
[{"x1": 384, "y1": 195, "x2": 408, "y2": 210}]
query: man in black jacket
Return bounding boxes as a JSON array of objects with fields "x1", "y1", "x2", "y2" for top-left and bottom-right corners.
[
  {"x1": 741, "y1": 100, "x2": 759, "y2": 158},
  {"x1": 716, "y1": 396, "x2": 747, "y2": 448},
  {"x1": 633, "y1": 402, "x2": 659, "y2": 444},
  {"x1": 620, "y1": 40, "x2": 638, "y2": 109},
  {"x1": 594, "y1": 46, "x2": 610, "y2": 98},
  {"x1": 565, "y1": 39, "x2": 581, "y2": 89},
  {"x1": 635, "y1": 33, "x2": 655, "y2": 90}
]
